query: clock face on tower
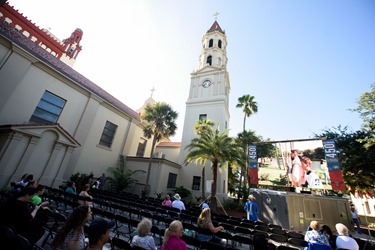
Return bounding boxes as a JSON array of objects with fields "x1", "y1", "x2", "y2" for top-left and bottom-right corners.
[{"x1": 202, "y1": 80, "x2": 211, "y2": 88}]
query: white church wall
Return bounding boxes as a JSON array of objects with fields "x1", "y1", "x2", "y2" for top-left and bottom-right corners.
[{"x1": 0, "y1": 35, "x2": 146, "y2": 187}]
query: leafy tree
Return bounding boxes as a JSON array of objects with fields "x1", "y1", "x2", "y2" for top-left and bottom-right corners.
[
  {"x1": 107, "y1": 155, "x2": 145, "y2": 192},
  {"x1": 257, "y1": 139, "x2": 276, "y2": 163},
  {"x1": 184, "y1": 126, "x2": 242, "y2": 211},
  {"x1": 194, "y1": 119, "x2": 215, "y2": 200},
  {"x1": 302, "y1": 147, "x2": 325, "y2": 160},
  {"x1": 236, "y1": 95, "x2": 258, "y2": 191},
  {"x1": 352, "y1": 83, "x2": 375, "y2": 149},
  {"x1": 314, "y1": 126, "x2": 375, "y2": 190},
  {"x1": 227, "y1": 163, "x2": 240, "y2": 197},
  {"x1": 141, "y1": 102, "x2": 178, "y2": 194}
]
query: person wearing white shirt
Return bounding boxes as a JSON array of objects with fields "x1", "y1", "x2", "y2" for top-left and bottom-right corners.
[
  {"x1": 335, "y1": 223, "x2": 359, "y2": 250},
  {"x1": 172, "y1": 193, "x2": 186, "y2": 211}
]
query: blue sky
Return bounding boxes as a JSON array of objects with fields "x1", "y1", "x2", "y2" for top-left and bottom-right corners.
[{"x1": 7, "y1": 0, "x2": 375, "y2": 142}]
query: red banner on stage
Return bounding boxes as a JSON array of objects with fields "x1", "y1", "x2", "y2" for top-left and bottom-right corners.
[
  {"x1": 329, "y1": 171, "x2": 346, "y2": 191},
  {"x1": 249, "y1": 169, "x2": 259, "y2": 185}
]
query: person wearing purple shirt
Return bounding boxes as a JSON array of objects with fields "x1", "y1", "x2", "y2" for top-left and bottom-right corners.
[
  {"x1": 161, "y1": 220, "x2": 187, "y2": 250},
  {"x1": 162, "y1": 194, "x2": 172, "y2": 207}
]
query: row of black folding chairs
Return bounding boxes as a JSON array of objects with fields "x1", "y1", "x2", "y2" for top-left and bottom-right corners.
[
  {"x1": 0, "y1": 224, "x2": 45, "y2": 250},
  {"x1": 181, "y1": 221, "x2": 307, "y2": 250},
  {"x1": 89, "y1": 209, "x2": 165, "y2": 248}
]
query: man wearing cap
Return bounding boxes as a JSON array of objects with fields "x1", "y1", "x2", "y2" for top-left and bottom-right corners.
[
  {"x1": 244, "y1": 194, "x2": 259, "y2": 222},
  {"x1": 172, "y1": 193, "x2": 186, "y2": 211},
  {"x1": 88, "y1": 219, "x2": 115, "y2": 250}
]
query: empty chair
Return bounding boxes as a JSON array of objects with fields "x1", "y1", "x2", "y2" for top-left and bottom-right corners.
[
  {"x1": 253, "y1": 232, "x2": 269, "y2": 249},
  {"x1": 42, "y1": 211, "x2": 67, "y2": 247},
  {"x1": 270, "y1": 227, "x2": 287, "y2": 236},
  {"x1": 255, "y1": 221, "x2": 268, "y2": 226},
  {"x1": 254, "y1": 224, "x2": 269, "y2": 233},
  {"x1": 181, "y1": 234, "x2": 201, "y2": 250},
  {"x1": 240, "y1": 221, "x2": 255, "y2": 229},
  {"x1": 227, "y1": 219, "x2": 242, "y2": 227},
  {"x1": 200, "y1": 240, "x2": 226, "y2": 250},
  {"x1": 218, "y1": 222, "x2": 235, "y2": 233},
  {"x1": 268, "y1": 223, "x2": 283, "y2": 229},
  {"x1": 0, "y1": 225, "x2": 17, "y2": 249},
  {"x1": 234, "y1": 226, "x2": 252, "y2": 237},
  {"x1": 287, "y1": 231, "x2": 304, "y2": 239},
  {"x1": 269, "y1": 233, "x2": 289, "y2": 244},
  {"x1": 232, "y1": 234, "x2": 253, "y2": 250},
  {"x1": 215, "y1": 230, "x2": 233, "y2": 247},
  {"x1": 167, "y1": 211, "x2": 179, "y2": 220},
  {"x1": 287, "y1": 237, "x2": 308, "y2": 248},
  {"x1": 268, "y1": 242, "x2": 277, "y2": 250},
  {"x1": 17, "y1": 234, "x2": 34, "y2": 250},
  {"x1": 140, "y1": 210, "x2": 153, "y2": 220},
  {"x1": 215, "y1": 216, "x2": 229, "y2": 224},
  {"x1": 152, "y1": 214, "x2": 166, "y2": 228},
  {"x1": 150, "y1": 225, "x2": 163, "y2": 247},
  {"x1": 252, "y1": 230, "x2": 269, "y2": 240},
  {"x1": 128, "y1": 218, "x2": 141, "y2": 238},
  {"x1": 180, "y1": 213, "x2": 192, "y2": 224},
  {"x1": 111, "y1": 236, "x2": 131, "y2": 249},
  {"x1": 277, "y1": 246, "x2": 299, "y2": 250},
  {"x1": 114, "y1": 214, "x2": 130, "y2": 237}
]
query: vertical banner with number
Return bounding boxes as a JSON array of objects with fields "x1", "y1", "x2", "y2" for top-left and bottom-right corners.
[
  {"x1": 322, "y1": 139, "x2": 346, "y2": 191},
  {"x1": 248, "y1": 144, "x2": 258, "y2": 185}
]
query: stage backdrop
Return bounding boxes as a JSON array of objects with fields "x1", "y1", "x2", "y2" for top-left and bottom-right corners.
[{"x1": 248, "y1": 139, "x2": 346, "y2": 191}]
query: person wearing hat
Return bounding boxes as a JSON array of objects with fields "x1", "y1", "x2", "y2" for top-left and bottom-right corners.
[
  {"x1": 87, "y1": 219, "x2": 115, "y2": 250},
  {"x1": 202, "y1": 202, "x2": 209, "y2": 210},
  {"x1": 172, "y1": 193, "x2": 186, "y2": 211},
  {"x1": 244, "y1": 194, "x2": 259, "y2": 222}
]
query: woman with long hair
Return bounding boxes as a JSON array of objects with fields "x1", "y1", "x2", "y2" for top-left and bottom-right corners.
[
  {"x1": 197, "y1": 208, "x2": 224, "y2": 244},
  {"x1": 161, "y1": 220, "x2": 187, "y2": 250},
  {"x1": 51, "y1": 205, "x2": 92, "y2": 250}
]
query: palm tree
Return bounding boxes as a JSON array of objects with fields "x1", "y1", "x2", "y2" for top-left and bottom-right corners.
[
  {"x1": 141, "y1": 102, "x2": 178, "y2": 194},
  {"x1": 236, "y1": 95, "x2": 258, "y2": 193},
  {"x1": 184, "y1": 125, "x2": 242, "y2": 211},
  {"x1": 193, "y1": 119, "x2": 215, "y2": 200},
  {"x1": 236, "y1": 95, "x2": 258, "y2": 131},
  {"x1": 106, "y1": 155, "x2": 145, "y2": 192}
]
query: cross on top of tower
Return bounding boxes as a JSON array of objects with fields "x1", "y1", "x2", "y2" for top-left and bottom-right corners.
[
  {"x1": 150, "y1": 86, "x2": 155, "y2": 98},
  {"x1": 213, "y1": 12, "x2": 220, "y2": 21}
]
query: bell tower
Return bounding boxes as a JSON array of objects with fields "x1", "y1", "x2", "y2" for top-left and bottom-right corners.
[
  {"x1": 60, "y1": 28, "x2": 83, "y2": 67},
  {"x1": 178, "y1": 18, "x2": 231, "y2": 198}
]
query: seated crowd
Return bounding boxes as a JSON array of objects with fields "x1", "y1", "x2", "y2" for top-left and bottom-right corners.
[{"x1": 0, "y1": 173, "x2": 368, "y2": 250}]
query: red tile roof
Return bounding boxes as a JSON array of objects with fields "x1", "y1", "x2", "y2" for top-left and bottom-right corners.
[{"x1": 207, "y1": 21, "x2": 224, "y2": 34}]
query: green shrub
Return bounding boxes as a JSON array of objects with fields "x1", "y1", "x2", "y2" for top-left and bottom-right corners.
[
  {"x1": 174, "y1": 186, "x2": 192, "y2": 201},
  {"x1": 69, "y1": 172, "x2": 94, "y2": 192}
]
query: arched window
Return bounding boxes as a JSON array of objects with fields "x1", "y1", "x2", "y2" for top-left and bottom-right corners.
[
  {"x1": 209, "y1": 39, "x2": 213, "y2": 48},
  {"x1": 218, "y1": 40, "x2": 222, "y2": 48},
  {"x1": 206, "y1": 55, "x2": 212, "y2": 66}
]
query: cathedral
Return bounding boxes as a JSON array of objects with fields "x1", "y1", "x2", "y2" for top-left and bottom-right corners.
[{"x1": 0, "y1": 2, "x2": 231, "y2": 200}]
